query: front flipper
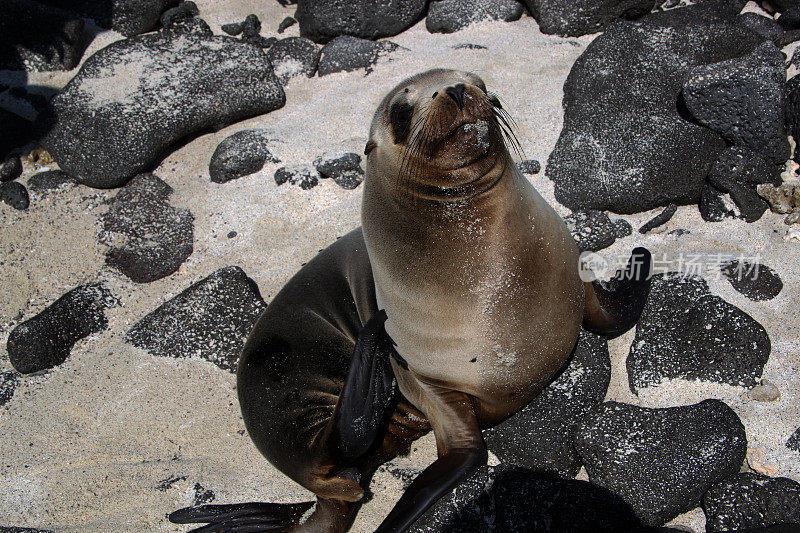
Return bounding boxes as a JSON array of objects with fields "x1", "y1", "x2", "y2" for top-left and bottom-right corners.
[
  {"x1": 168, "y1": 501, "x2": 314, "y2": 532},
  {"x1": 375, "y1": 373, "x2": 487, "y2": 533},
  {"x1": 336, "y1": 309, "x2": 398, "y2": 461},
  {"x1": 583, "y1": 247, "x2": 652, "y2": 338}
]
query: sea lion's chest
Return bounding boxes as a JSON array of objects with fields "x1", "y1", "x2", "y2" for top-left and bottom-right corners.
[{"x1": 364, "y1": 182, "x2": 584, "y2": 406}]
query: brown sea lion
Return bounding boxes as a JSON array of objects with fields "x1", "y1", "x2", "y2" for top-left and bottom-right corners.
[{"x1": 170, "y1": 68, "x2": 651, "y2": 532}]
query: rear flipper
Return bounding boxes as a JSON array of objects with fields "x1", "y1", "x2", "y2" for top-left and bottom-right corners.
[
  {"x1": 168, "y1": 501, "x2": 315, "y2": 532},
  {"x1": 334, "y1": 309, "x2": 398, "y2": 461},
  {"x1": 583, "y1": 247, "x2": 652, "y2": 339}
]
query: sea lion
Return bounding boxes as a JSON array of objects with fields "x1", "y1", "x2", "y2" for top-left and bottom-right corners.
[{"x1": 170, "y1": 69, "x2": 651, "y2": 532}]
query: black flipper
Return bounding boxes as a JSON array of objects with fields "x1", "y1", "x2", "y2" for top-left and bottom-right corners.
[
  {"x1": 583, "y1": 247, "x2": 652, "y2": 338},
  {"x1": 336, "y1": 309, "x2": 398, "y2": 461},
  {"x1": 168, "y1": 501, "x2": 314, "y2": 532},
  {"x1": 373, "y1": 448, "x2": 488, "y2": 533}
]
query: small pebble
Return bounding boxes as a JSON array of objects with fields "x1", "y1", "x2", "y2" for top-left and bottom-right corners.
[
  {"x1": 227, "y1": 231, "x2": 237, "y2": 239},
  {"x1": 278, "y1": 16, "x2": 296, "y2": 33},
  {"x1": 744, "y1": 379, "x2": 780, "y2": 402},
  {"x1": 786, "y1": 212, "x2": 800, "y2": 225},
  {"x1": 517, "y1": 159, "x2": 541, "y2": 174}
]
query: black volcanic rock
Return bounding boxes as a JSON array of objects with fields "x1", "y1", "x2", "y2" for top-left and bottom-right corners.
[
  {"x1": 317, "y1": 36, "x2": 401, "y2": 76},
  {"x1": 788, "y1": 427, "x2": 800, "y2": 452},
  {"x1": 683, "y1": 41, "x2": 789, "y2": 167},
  {"x1": 412, "y1": 466, "x2": 643, "y2": 532},
  {"x1": 706, "y1": 147, "x2": 778, "y2": 222},
  {"x1": 639, "y1": 204, "x2": 677, "y2": 233},
  {"x1": 0, "y1": 0, "x2": 85, "y2": 72},
  {"x1": 524, "y1": 0, "x2": 657, "y2": 37},
  {"x1": 483, "y1": 330, "x2": 610, "y2": 478},
  {"x1": 125, "y1": 266, "x2": 266, "y2": 372},
  {"x1": 7, "y1": 284, "x2": 116, "y2": 374},
  {"x1": 0, "y1": 371, "x2": 19, "y2": 406},
  {"x1": 274, "y1": 165, "x2": 319, "y2": 189},
  {"x1": 39, "y1": 31, "x2": 285, "y2": 189},
  {"x1": 267, "y1": 37, "x2": 321, "y2": 85},
  {"x1": 574, "y1": 399, "x2": 747, "y2": 526},
  {"x1": 0, "y1": 182, "x2": 30, "y2": 211},
  {"x1": 295, "y1": 0, "x2": 427, "y2": 43},
  {"x1": 426, "y1": 0, "x2": 524, "y2": 34},
  {"x1": 547, "y1": 5, "x2": 765, "y2": 214},
  {"x1": 100, "y1": 173, "x2": 194, "y2": 283},
  {"x1": 564, "y1": 210, "x2": 620, "y2": 252},
  {"x1": 209, "y1": 129, "x2": 278, "y2": 183},
  {"x1": 0, "y1": 110, "x2": 33, "y2": 161},
  {"x1": 38, "y1": 0, "x2": 178, "y2": 37},
  {"x1": 0, "y1": 157, "x2": 22, "y2": 183},
  {"x1": 703, "y1": 473, "x2": 800, "y2": 531},
  {"x1": 313, "y1": 152, "x2": 364, "y2": 189},
  {"x1": 26, "y1": 170, "x2": 76, "y2": 193},
  {"x1": 720, "y1": 260, "x2": 783, "y2": 301},
  {"x1": 627, "y1": 273, "x2": 771, "y2": 393},
  {"x1": 736, "y1": 12, "x2": 785, "y2": 44}
]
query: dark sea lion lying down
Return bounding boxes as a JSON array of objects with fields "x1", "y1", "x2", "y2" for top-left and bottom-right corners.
[{"x1": 170, "y1": 69, "x2": 652, "y2": 532}]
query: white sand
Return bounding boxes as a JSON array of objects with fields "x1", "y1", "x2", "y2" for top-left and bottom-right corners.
[{"x1": 0, "y1": 2, "x2": 798, "y2": 531}]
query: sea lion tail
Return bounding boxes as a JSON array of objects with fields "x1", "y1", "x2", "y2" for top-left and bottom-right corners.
[{"x1": 582, "y1": 247, "x2": 652, "y2": 338}]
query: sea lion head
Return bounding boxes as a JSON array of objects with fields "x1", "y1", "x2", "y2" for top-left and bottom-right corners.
[{"x1": 365, "y1": 69, "x2": 519, "y2": 199}]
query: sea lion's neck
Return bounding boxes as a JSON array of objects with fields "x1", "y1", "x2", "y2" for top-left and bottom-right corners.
[{"x1": 392, "y1": 150, "x2": 511, "y2": 205}]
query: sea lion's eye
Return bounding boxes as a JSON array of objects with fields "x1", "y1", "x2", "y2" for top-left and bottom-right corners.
[{"x1": 389, "y1": 101, "x2": 414, "y2": 144}]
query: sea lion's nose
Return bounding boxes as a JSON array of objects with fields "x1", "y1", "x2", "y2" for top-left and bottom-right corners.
[{"x1": 445, "y1": 84, "x2": 466, "y2": 110}]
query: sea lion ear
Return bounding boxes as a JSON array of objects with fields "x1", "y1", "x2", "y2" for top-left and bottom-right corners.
[
  {"x1": 488, "y1": 93, "x2": 502, "y2": 109},
  {"x1": 364, "y1": 140, "x2": 376, "y2": 155}
]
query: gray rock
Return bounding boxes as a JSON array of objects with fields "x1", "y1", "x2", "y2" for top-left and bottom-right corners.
[
  {"x1": 547, "y1": 6, "x2": 765, "y2": 214},
  {"x1": 209, "y1": 129, "x2": 278, "y2": 183},
  {"x1": 778, "y1": 5, "x2": 800, "y2": 30},
  {"x1": 564, "y1": 210, "x2": 620, "y2": 252},
  {"x1": 26, "y1": 170, "x2": 76, "y2": 193},
  {"x1": 683, "y1": 41, "x2": 790, "y2": 167},
  {"x1": 295, "y1": 0, "x2": 427, "y2": 43},
  {"x1": 788, "y1": 75, "x2": 800, "y2": 165},
  {"x1": 720, "y1": 260, "x2": 783, "y2": 301},
  {"x1": 221, "y1": 21, "x2": 243, "y2": 35},
  {"x1": 7, "y1": 283, "x2": 116, "y2": 374},
  {"x1": 125, "y1": 266, "x2": 266, "y2": 372},
  {"x1": 267, "y1": 37, "x2": 321, "y2": 85},
  {"x1": 317, "y1": 36, "x2": 401, "y2": 76},
  {"x1": 426, "y1": 0, "x2": 524, "y2": 34},
  {"x1": 100, "y1": 173, "x2": 194, "y2": 283},
  {"x1": 0, "y1": 371, "x2": 19, "y2": 406},
  {"x1": 0, "y1": 182, "x2": 30, "y2": 210},
  {"x1": 0, "y1": 0, "x2": 85, "y2": 72},
  {"x1": 524, "y1": 0, "x2": 657, "y2": 36},
  {"x1": 703, "y1": 473, "x2": 800, "y2": 531},
  {"x1": 707, "y1": 147, "x2": 778, "y2": 222},
  {"x1": 0, "y1": 157, "x2": 22, "y2": 182},
  {"x1": 39, "y1": 31, "x2": 285, "y2": 189},
  {"x1": 38, "y1": 0, "x2": 178, "y2": 37},
  {"x1": 613, "y1": 218, "x2": 633, "y2": 237},
  {"x1": 313, "y1": 152, "x2": 364, "y2": 189},
  {"x1": 574, "y1": 399, "x2": 748, "y2": 526},
  {"x1": 483, "y1": 330, "x2": 610, "y2": 478},
  {"x1": 627, "y1": 273, "x2": 771, "y2": 393}
]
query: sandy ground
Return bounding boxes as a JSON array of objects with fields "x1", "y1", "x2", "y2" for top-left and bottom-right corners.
[{"x1": 0, "y1": 1, "x2": 798, "y2": 531}]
